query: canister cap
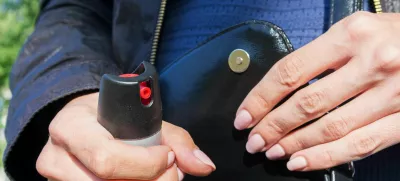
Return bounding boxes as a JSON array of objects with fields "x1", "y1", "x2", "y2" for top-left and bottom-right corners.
[{"x1": 97, "y1": 62, "x2": 162, "y2": 140}]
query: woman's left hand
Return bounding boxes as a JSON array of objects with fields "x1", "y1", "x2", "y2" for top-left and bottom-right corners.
[{"x1": 234, "y1": 11, "x2": 400, "y2": 172}]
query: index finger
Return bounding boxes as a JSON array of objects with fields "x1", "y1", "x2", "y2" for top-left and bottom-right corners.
[
  {"x1": 234, "y1": 17, "x2": 354, "y2": 130},
  {"x1": 49, "y1": 108, "x2": 174, "y2": 180}
]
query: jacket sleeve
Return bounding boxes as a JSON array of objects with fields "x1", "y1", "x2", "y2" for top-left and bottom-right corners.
[{"x1": 4, "y1": 0, "x2": 121, "y2": 180}]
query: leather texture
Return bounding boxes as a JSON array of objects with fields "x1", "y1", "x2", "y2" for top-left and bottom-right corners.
[
  {"x1": 159, "y1": 20, "x2": 328, "y2": 181},
  {"x1": 381, "y1": 0, "x2": 400, "y2": 13},
  {"x1": 330, "y1": 0, "x2": 362, "y2": 25}
]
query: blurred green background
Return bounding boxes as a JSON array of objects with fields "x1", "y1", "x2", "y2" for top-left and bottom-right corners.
[{"x1": 0, "y1": 0, "x2": 39, "y2": 178}]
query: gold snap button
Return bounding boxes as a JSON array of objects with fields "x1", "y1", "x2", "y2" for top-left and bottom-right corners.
[{"x1": 228, "y1": 49, "x2": 250, "y2": 73}]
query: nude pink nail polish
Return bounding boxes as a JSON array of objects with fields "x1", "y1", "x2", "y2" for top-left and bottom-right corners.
[{"x1": 246, "y1": 134, "x2": 265, "y2": 154}]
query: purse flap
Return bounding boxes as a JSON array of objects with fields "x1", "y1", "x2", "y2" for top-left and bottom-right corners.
[{"x1": 159, "y1": 20, "x2": 326, "y2": 181}]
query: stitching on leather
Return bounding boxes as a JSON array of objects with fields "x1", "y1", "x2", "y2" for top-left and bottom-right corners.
[
  {"x1": 274, "y1": 25, "x2": 294, "y2": 52},
  {"x1": 159, "y1": 20, "x2": 294, "y2": 73}
]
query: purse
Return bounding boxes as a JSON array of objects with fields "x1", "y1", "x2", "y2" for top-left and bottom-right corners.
[
  {"x1": 158, "y1": 20, "x2": 352, "y2": 181},
  {"x1": 158, "y1": 1, "x2": 362, "y2": 180}
]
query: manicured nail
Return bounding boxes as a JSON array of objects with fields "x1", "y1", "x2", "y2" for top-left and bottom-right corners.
[
  {"x1": 168, "y1": 151, "x2": 175, "y2": 167},
  {"x1": 177, "y1": 167, "x2": 185, "y2": 181},
  {"x1": 246, "y1": 134, "x2": 265, "y2": 154},
  {"x1": 266, "y1": 144, "x2": 285, "y2": 160},
  {"x1": 234, "y1": 110, "x2": 252, "y2": 130},
  {"x1": 287, "y1": 156, "x2": 307, "y2": 171},
  {"x1": 193, "y1": 150, "x2": 216, "y2": 170}
]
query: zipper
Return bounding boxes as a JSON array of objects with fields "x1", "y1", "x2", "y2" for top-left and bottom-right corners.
[
  {"x1": 372, "y1": 0, "x2": 383, "y2": 13},
  {"x1": 150, "y1": 0, "x2": 168, "y2": 65}
]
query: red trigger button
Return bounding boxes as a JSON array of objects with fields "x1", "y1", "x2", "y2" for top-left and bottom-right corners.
[{"x1": 119, "y1": 74, "x2": 152, "y2": 104}]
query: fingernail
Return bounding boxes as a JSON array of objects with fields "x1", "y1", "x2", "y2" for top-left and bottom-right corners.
[
  {"x1": 193, "y1": 150, "x2": 216, "y2": 170},
  {"x1": 234, "y1": 110, "x2": 252, "y2": 130},
  {"x1": 177, "y1": 167, "x2": 185, "y2": 181},
  {"x1": 287, "y1": 156, "x2": 307, "y2": 171},
  {"x1": 266, "y1": 144, "x2": 285, "y2": 160},
  {"x1": 168, "y1": 151, "x2": 175, "y2": 167},
  {"x1": 246, "y1": 134, "x2": 265, "y2": 154}
]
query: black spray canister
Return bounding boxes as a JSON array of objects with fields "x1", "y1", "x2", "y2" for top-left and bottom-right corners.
[{"x1": 97, "y1": 61, "x2": 162, "y2": 146}]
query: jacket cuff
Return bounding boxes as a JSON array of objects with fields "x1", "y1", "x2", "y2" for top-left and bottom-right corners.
[{"x1": 4, "y1": 61, "x2": 121, "y2": 180}]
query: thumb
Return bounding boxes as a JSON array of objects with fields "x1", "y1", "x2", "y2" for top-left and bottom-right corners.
[{"x1": 161, "y1": 122, "x2": 216, "y2": 176}]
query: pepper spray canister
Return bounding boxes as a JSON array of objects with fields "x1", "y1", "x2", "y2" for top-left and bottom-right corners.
[{"x1": 97, "y1": 61, "x2": 162, "y2": 147}]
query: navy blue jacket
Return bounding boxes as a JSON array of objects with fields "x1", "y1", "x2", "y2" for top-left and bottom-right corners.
[
  {"x1": 5, "y1": 0, "x2": 161, "y2": 180},
  {"x1": 5, "y1": 0, "x2": 400, "y2": 181}
]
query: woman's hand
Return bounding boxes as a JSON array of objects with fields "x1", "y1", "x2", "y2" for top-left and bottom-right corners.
[
  {"x1": 234, "y1": 11, "x2": 400, "y2": 171},
  {"x1": 36, "y1": 93, "x2": 216, "y2": 181}
]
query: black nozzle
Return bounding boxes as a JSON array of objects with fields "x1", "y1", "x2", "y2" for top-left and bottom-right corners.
[{"x1": 97, "y1": 62, "x2": 162, "y2": 140}]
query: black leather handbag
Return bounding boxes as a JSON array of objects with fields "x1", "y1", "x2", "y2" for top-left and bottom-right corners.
[{"x1": 158, "y1": 1, "x2": 360, "y2": 180}]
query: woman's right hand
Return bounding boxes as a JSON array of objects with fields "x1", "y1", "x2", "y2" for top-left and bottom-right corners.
[{"x1": 36, "y1": 93, "x2": 216, "y2": 181}]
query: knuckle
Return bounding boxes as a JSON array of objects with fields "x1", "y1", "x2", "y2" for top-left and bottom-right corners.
[
  {"x1": 296, "y1": 90, "x2": 325, "y2": 117},
  {"x1": 351, "y1": 135, "x2": 380, "y2": 158},
  {"x1": 344, "y1": 11, "x2": 377, "y2": 41},
  {"x1": 349, "y1": 11, "x2": 374, "y2": 23},
  {"x1": 36, "y1": 144, "x2": 55, "y2": 178},
  {"x1": 48, "y1": 119, "x2": 64, "y2": 142},
  {"x1": 322, "y1": 116, "x2": 350, "y2": 140},
  {"x1": 177, "y1": 126, "x2": 191, "y2": 137},
  {"x1": 292, "y1": 135, "x2": 308, "y2": 151},
  {"x1": 253, "y1": 89, "x2": 272, "y2": 110},
  {"x1": 266, "y1": 117, "x2": 288, "y2": 135},
  {"x1": 275, "y1": 55, "x2": 304, "y2": 88},
  {"x1": 36, "y1": 156, "x2": 51, "y2": 177},
  {"x1": 89, "y1": 149, "x2": 116, "y2": 179},
  {"x1": 373, "y1": 45, "x2": 400, "y2": 71},
  {"x1": 167, "y1": 126, "x2": 192, "y2": 143}
]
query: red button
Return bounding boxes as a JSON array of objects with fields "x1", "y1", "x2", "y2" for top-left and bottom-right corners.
[{"x1": 119, "y1": 74, "x2": 152, "y2": 103}]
